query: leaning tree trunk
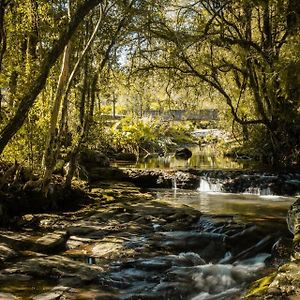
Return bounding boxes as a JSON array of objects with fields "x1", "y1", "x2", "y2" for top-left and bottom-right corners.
[
  {"x1": 0, "y1": 0, "x2": 103, "y2": 156},
  {"x1": 42, "y1": 1, "x2": 72, "y2": 196},
  {"x1": 64, "y1": 1, "x2": 133, "y2": 188},
  {"x1": 42, "y1": 42, "x2": 71, "y2": 195}
]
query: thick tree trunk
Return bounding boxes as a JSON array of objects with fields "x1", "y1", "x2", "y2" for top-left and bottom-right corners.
[{"x1": 0, "y1": 0, "x2": 102, "y2": 156}]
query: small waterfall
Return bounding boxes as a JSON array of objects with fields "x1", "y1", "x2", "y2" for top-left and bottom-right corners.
[
  {"x1": 198, "y1": 177, "x2": 222, "y2": 193},
  {"x1": 244, "y1": 186, "x2": 273, "y2": 196},
  {"x1": 172, "y1": 176, "x2": 177, "y2": 190}
]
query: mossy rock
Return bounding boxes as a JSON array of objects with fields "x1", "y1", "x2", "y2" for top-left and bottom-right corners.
[{"x1": 245, "y1": 273, "x2": 276, "y2": 299}]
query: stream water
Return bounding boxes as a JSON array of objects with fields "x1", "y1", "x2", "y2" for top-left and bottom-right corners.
[
  {"x1": 0, "y1": 149, "x2": 296, "y2": 299},
  {"x1": 114, "y1": 145, "x2": 260, "y2": 170},
  {"x1": 154, "y1": 188, "x2": 294, "y2": 231}
]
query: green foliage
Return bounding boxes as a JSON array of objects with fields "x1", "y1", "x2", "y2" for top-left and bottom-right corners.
[
  {"x1": 1, "y1": 0, "x2": 300, "y2": 171},
  {"x1": 88, "y1": 116, "x2": 195, "y2": 156},
  {"x1": 110, "y1": 116, "x2": 161, "y2": 154}
]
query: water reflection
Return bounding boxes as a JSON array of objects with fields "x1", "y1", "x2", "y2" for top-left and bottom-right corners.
[
  {"x1": 114, "y1": 146, "x2": 246, "y2": 170},
  {"x1": 154, "y1": 189, "x2": 295, "y2": 233}
]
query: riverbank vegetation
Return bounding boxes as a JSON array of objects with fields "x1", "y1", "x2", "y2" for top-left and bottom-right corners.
[{"x1": 0, "y1": 0, "x2": 300, "y2": 194}]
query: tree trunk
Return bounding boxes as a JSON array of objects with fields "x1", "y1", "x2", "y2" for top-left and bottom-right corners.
[
  {"x1": 0, "y1": 0, "x2": 103, "y2": 156},
  {"x1": 64, "y1": 79, "x2": 89, "y2": 189},
  {"x1": 90, "y1": 73, "x2": 98, "y2": 118},
  {"x1": 58, "y1": 7, "x2": 104, "y2": 138},
  {"x1": 0, "y1": 0, "x2": 7, "y2": 72},
  {"x1": 287, "y1": 0, "x2": 300, "y2": 34},
  {"x1": 42, "y1": 43, "x2": 71, "y2": 194}
]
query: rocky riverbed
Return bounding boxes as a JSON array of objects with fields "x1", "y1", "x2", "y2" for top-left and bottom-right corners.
[{"x1": 0, "y1": 180, "x2": 297, "y2": 299}]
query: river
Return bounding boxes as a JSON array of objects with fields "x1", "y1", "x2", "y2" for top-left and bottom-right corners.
[{"x1": 0, "y1": 149, "x2": 296, "y2": 299}]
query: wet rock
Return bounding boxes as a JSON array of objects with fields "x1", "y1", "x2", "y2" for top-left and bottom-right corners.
[
  {"x1": 174, "y1": 171, "x2": 199, "y2": 189},
  {"x1": 0, "y1": 231, "x2": 39, "y2": 250},
  {"x1": 92, "y1": 241, "x2": 124, "y2": 259},
  {"x1": 122, "y1": 169, "x2": 201, "y2": 189},
  {"x1": 18, "y1": 214, "x2": 40, "y2": 228},
  {"x1": 267, "y1": 237, "x2": 293, "y2": 266},
  {"x1": 0, "y1": 243, "x2": 18, "y2": 262},
  {"x1": 32, "y1": 286, "x2": 71, "y2": 300},
  {"x1": 121, "y1": 253, "x2": 205, "y2": 272},
  {"x1": 77, "y1": 149, "x2": 111, "y2": 181},
  {"x1": 175, "y1": 148, "x2": 192, "y2": 159},
  {"x1": 124, "y1": 169, "x2": 171, "y2": 188},
  {"x1": 287, "y1": 198, "x2": 300, "y2": 234},
  {"x1": 0, "y1": 255, "x2": 104, "y2": 283},
  {"x1": 88, "y1": 167, "x2": 127, "y2": 182},
  {"x1": 78, "y1": 149, "x2": 110, "y2": 168},
  {"x1": 0, "y1": 293, "x2": 19, "y2": 299},
  {"x1": 67, "y1": 226, "x2": 96, "y2": 237},
  {"x1": 151, "y1": 231, "x2": 226, "y2": 261},
  {"x1": 32, "y1": 231, "x2": 70, "y2": 254}
]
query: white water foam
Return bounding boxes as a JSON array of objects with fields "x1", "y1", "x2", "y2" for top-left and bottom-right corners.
[
  {"x1": 198, "y1": 178, "x2": 222, "y2": 193},
  {"x1": 243, "y1": 186, "x2": 272, "y2": 196},
  {"x1": 172, "y1": 176, "x2": 177, "y2": 190},
  {"x1": 190, "y1": 255, "x2": 267, "y2": 300},
  {"x1": 191, "y1": 288, "x2": 240, "y2": 300},
  {"x1": 198, "y1": 177, "x2": 280, "y2": 198}
]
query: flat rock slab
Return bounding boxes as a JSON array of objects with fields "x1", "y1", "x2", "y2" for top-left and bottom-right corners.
[
  {"x1": 0, "y1": 231, "x2": 38, "y2": 250},
  {"x1": 0, "y1": 293, "x2": 19, "y2": 300},
  {"x1": 32, "y1": 231, "x2": 69, "y2": 253},
  {"x1": 0, "y1": 293, "x2": 20, "y2": 300},
  {"x1": 0, "y1": 255, "x2": 104, "y2": 283},
  {"x1": 32, "y1": 286, "x2": 71, "y2": 300}
]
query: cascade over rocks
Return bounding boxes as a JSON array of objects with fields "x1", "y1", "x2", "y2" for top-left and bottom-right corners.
[
  {"x1": 64, "y1": 149, "x2": 300, "y2": 196},
  {"x1": 89, "y1": 167, "x2": 300, "y2": 196}
]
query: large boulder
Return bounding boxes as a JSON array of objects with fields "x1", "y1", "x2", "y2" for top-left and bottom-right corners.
[
  {"x1": 78, "y1": 149, "x2": 110, "y2": 170},
  {"x1": 77, "y1": 149, "x2": 110, "y2": 181},
  {"x1": 175, "y1": 148, "x2": 192, "y2": 159}
]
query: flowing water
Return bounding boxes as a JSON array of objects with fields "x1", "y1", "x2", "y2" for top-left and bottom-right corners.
[
  {"x1": 0, "y1": 147, "x2": 296, "y2": 299},
  {"x1": 109, "y1": 149, "x2": 296, "y2": 299},
  {"x1": 154, "y1": 187, "x2": 294, "y2": 234},
  {"x1": 148, "y1": 184, "x2": 295, "y2": 299}
]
